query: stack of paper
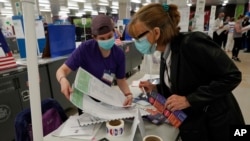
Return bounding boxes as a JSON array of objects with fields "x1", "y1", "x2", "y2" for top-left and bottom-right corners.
[
  {"x1": 70, "y1": 68, "x2": 150, "y2": 126},
  {"x1": 51, "y1": 116, "x2": 102, "y2": 140}
]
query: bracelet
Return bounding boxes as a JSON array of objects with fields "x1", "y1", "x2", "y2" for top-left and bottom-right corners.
[
  {"x1": 59, "y1": 76, "x2": 66, "y2": 83},
  {"x1": 125, "y1": 93, "x2": 132, "y2": 97}
]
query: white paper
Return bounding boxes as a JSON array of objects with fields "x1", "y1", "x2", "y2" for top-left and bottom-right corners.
[
  {"x1": 81, "y1": 94, "x2": 149, "y2": 121},
  {"x1": 59, "y1": 116, "x2": 94, "y2": 136},
  {"x1": 131, "y1": 80, "x2": 140, "y2": 87},
  {"x1": 74, "y1": 67, "x2": 126, "y2": 107},
  {"x1": 35, "y1": 20, "x2": 45, "y2": 39},
  {"x1": 12, "y1": 20, "x2": 25, "y2": 38}
]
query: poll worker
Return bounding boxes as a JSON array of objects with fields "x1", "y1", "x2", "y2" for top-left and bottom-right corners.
[
  {"x1": 56, "y1": 15, "x2": 133, "y2": 114},
  {"x1": 127, "y1": 3, "x2": 245, "y2": 141}
]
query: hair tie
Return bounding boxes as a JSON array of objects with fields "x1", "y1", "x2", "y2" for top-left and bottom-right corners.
[{"x1": 162, "y1": 3, "x2": 169, "y2": 12}]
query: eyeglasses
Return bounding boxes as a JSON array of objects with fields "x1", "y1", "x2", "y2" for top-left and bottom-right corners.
[{"x1": 136, "y1": 30, "x2": 149, "y2": 40}]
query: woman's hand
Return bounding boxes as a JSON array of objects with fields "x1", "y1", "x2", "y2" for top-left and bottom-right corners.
[
  {"x1": 165, "y1": 94, "x2": 191, "y2": 112},
  {"x1": 139, "y1": 81, "x2": 156, "y2": 93},
  {"x1": 60, "y1": 78, "x2": 73, "y2": 100}
]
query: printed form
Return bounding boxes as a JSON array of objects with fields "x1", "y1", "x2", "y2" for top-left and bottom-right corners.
[{"x1": 73, "y1": 67, "x2": 126, "y2": 107}]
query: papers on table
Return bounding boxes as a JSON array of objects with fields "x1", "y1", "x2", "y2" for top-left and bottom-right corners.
[
  {"x1": 51, "y1": 116, "x2": 102, "y2": 140},
  {"x1": 79, "y1": 94, "x2": 149, "y2": 123}
]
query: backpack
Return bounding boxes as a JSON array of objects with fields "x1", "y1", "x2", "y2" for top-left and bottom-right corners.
[{"x1": 15, "y1": 98, "x2": 68, "y2": 141}]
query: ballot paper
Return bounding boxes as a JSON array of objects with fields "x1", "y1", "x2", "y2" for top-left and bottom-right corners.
[
  {"x1": 77, "y1": 94, "x2": 150, "y2": 125},
  {"x1": 74, "y1": 67, "x2": 126, "y2": 107},
  {"x1": 51, "y1": 116, "x2": 102, "y2": 140}
]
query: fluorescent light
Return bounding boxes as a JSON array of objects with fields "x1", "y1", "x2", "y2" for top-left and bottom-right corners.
[
  {"x1": 187, "y1": 3, "x2": 192, "y2": 6},
  {"x1": 39, "y1": 3, "x2": 50, "y2": 7},
  {"x1": 99, "y1": 0, "x2": 108, "y2": 2},
  {"x1": 91, "y1": 11, "x2": 98, "y2": 15},
  {"x1": 4, "y1": 6, "x2": 12, "y2": 10},
  {"x1": 4, "y1": 3, "x2": 11, "y2": 6},
  {"x1": 131, "y1": 0, "x2": 141, "y2": 4},
  {"x1": 111, "y1": 6, "x2": 119, "y2": 9},
  {"x1": 40, "y1": 9, "x2": 51, "y2": 12},
  {"x1": 68, "y1": 1, "x2": 78, "y2": 7},
  {"x1": 75, "y1": 12, "x2": 86, "y2": 17},
  {"x1": 68, "y1": 6, "x2": 79, "y2": 10},
  {"x1": 70, "y1": 0, "x2": 86, "y2": 2},
  {"x1": 39, "y1": 0, "x2": 50, "y2": 4},
  {"x1": 98, "y1": 2, "x2": 109, "y2": 6},
  {"x1": 112, "y1": 1, "x2": 119, "y2": 6}
]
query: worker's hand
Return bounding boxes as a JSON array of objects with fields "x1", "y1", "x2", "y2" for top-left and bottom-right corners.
[
  {"x1": 123, "y1": 95, "x2": 133, "y2": 106},
  {"x1": 139, "y1": 81, "x2": 156, "y2": 93},
  {"x1": 60, "y1": 78, "x2": 73, "y2": 100},
  {"x1": 165, "y1": 94, "x2": 191, "y2": 112}
]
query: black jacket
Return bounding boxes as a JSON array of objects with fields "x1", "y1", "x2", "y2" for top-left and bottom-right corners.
[{"x1": 157, "y1": 32, "x2": 245, "y2": 141}]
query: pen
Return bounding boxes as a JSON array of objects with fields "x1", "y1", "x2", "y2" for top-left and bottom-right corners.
[{"x1": 142, "y1": 87, "x2": 148, "y2": 98}]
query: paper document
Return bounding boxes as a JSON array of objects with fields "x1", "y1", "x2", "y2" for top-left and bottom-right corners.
[
  {"x1": 74, "y1": 67, "x2": 126, "y2": 107},
  {"x1": 81, "y1": 94, "x2": 150, "y2": 121},
  {"x1": 59, "y1": 116, "x2": 95, "y2": 136},
  {"x1": 51, "y1": 116, "x2": 102, "y2": 140}
]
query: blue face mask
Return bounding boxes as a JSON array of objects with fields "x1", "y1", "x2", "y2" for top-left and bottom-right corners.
[
  {"x1": 97, "y1": 37, "x2": 115, "y2": 50},
  {"x1": 134, "y1": 36, "x2": 156, "y2": 54}
]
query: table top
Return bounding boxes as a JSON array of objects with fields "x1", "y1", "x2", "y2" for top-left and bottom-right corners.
[{"x1": 44, "y1": 118, "x2": 179, "y2": 141}]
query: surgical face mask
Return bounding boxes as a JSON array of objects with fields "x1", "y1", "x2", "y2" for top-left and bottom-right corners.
[
  {"x1": 97, "y1": 36, "x2": 115, "y2": 50},
  {"x1": 135, "y1": 36, "x2": 156, "y2": 54}
]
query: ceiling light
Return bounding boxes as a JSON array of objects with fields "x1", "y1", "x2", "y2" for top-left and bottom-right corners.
[
  {"x1": 38, "y1": 0, "x2": 50, "y2": 4},
  {"x1": 112, "y1": 1, "x2": 119, "y2": 6},
  {"x1": 91, "y1": 11, "x2": 98, "y2": 15},
  {"x1": 131, "y1": 0, "x2": 141, "y2": 4},
  {"x1": 40, "y1": 9, "x2": 51, "y2": 12},
  {"x1": 68, "y1": 6, "x2": 79, "y2": 10},
  {"x1": 68, "y1": 2, "x2": 78, "y2": 7},
  {"x1": 70, "y1": 0, "x2": 86, "y2": 2},
  {"x1": 111, "y1": 6, "x2": 119, "y2": 9},
  {"x1": 98, "y1": 3, "x2": 109, "y2": 6},
  {"x1": 99, "y1": 0, "x2": 108, "y2": 2},
  {"x1": 4, "y1": 6, "x2": 12, "y2": 9}
]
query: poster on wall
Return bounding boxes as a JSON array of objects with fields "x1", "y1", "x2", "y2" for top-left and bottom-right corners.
[
  {"x1": 208, "y1": 6, "x2": 216, "y2": 37},
  {"x1": 0, "y1": 17, "x2": 15, "y2": 37},
  {"x1": 194, "y1": 0, "x2": 206, "y2": 31}
]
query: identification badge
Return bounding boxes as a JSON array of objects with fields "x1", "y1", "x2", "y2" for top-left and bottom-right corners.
[{"x1": 102, "y1": 70, "x2": 114, "y2": 84}]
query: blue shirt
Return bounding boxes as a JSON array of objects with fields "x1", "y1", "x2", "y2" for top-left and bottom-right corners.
[{"x1": 65, "y1": 39, "x2": 126, "y2": 85}]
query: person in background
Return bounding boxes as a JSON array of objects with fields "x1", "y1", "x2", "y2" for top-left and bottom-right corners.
[
  {"x1": 221, "y1": 16, "x2": 230, "y2": 49},
  {"x1": 213, "y1": 12, "x2": 226, "y2": 48},
  {"x1": 110, "y1": 18, "x2": 122, "y2": 39},
  {"x1": 56, "y1": 15, "x2": 133, "y2": 115},
  {"x1": 225, "y1": 17, "x2": 235, "y2": 52},
  {"x1": 127, "y1": 3, "x2": 245, "y2": 141},
  {"x1": 232, "y1": 15, "x2": 244, "y2": 62},
  {"x1": 110, "y1": 18, "x2": 123, "y2": 45},
  {"x1": 242, "y1": 15, "x2": 250, "y2": 52}
]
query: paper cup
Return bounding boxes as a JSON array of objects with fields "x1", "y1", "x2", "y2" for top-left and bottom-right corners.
[{"x1": 143, "y1": 135, "x2": 163, "y2": 141}]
